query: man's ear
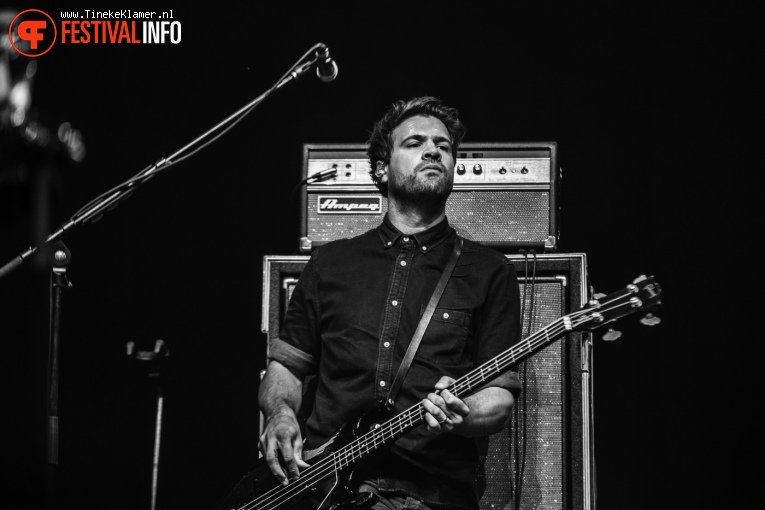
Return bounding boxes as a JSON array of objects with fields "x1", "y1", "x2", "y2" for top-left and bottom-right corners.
[{"x1": 376, "y1": 162, "x2": 388, "y2": 183}]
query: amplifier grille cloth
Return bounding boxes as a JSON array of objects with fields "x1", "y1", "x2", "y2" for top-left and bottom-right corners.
[
  {"x1": 478, "y1": 282, "x2": 564, "y2": 510},
  {"x1": 307, "y1": 191, "x2": 550, "y2": 244}
]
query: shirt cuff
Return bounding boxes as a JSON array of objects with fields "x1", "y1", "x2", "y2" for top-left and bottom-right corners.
[{"x1": 268, "y1": 338, "x2": 317, "y2": 380}]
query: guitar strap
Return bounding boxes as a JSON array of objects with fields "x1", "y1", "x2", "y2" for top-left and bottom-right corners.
[{"x1": 384, "y1": 235, "x2": 464, "y2": 411}]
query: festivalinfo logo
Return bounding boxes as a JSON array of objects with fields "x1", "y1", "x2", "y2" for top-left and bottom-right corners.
[{"x1": 8, "y1": 8, "x2": 181, "y2": 57}]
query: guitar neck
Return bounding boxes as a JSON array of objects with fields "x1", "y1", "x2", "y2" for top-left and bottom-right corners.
[
  {"x1": 246, "y1": 277, "x2": 659, "y2": 510},
  {"x1": 332, "y1": 314, "x2": 578, "y2": 470}
]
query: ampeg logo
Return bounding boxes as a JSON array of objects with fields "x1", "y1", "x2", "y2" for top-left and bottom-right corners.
[
  {"x1": 9, "y1": 9, "x2": 57, "y2": 57},
  {"x1": 318, "y1": 196, "x2": 382, "y2": 214}
]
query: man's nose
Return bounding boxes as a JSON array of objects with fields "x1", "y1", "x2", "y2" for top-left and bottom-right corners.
[{"x1": 422, "y1": 141, "x2": 442, "y2": 161}]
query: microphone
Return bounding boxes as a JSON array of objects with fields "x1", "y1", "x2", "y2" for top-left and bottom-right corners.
[
  {"x1": 291, "y1": 167, "x2": 338, "y2": 197},
  {"x1": 315, "y1": 45, "x2": 339, "y2": 82},
  {"x1": 308, "y1": 168, "x2": 338, "y2": 181}
]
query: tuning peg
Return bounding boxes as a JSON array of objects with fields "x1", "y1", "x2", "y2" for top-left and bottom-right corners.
[
  {"x1": 633, "y1": 275, "x2": 647, "y2": 283},
  {"x1": 593, "y1": 293, "x2": 606, "y2": 300},
  {"x1": 639, "y1": 313, "x2": 662, "y2": 326},
  {"x1": 601, "y1": 329, "x2": 622, "y2": 341}
]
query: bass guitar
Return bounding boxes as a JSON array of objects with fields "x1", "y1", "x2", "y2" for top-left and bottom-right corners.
[{"x1": 217, "y1": 275, "x2": 662, "y2": 510}]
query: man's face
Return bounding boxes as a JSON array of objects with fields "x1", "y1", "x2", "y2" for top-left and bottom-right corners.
[{"x1": 382, "y1": 115, "x2": 455, "y2": 204}]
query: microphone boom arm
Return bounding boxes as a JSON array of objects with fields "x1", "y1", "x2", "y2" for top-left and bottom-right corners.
[{"x1": 0, "y1": 42, "x2": 332, "y2": 281}]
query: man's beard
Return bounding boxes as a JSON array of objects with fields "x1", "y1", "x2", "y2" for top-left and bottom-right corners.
[{"x1": 388, "y1": 170, "x2": 453, "y2": 210}]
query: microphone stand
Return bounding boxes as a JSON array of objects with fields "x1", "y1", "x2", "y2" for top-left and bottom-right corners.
[
  {"x1": 0, "y1": 42, "x2": 334, "y2": 507},
  {"x1": 44, "y1": 240, "x2": 71, "y2": 509}
]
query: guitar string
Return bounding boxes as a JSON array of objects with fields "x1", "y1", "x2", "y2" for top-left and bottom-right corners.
[
  {"x1": 237, "y1": 309, "x2": 608, "y2": 510},
  {"x1": 237, "y1": 311, "x2": 604, "y2": 510},
  {"x1": 239, "y1": 314, "x2": 612, "y2": 510},
  {"x1": 235, "y1": 320, "x2": 581, "y2": 510},
  {"x1": 331, "y1": 295, "x2": 639, "y2": 469},
  {"x1": 238, "y1": 295, "x2": 638, "y2": 509}
]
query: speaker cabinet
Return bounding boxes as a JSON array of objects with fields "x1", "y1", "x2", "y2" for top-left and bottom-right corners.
[{"x1": 261, "y1": 253, "x2": 592, "y2": 510}]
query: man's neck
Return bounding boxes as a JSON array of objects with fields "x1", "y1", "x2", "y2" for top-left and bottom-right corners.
[{"x1": 386, "y1": 200, "x2": 446, "y2": 234}]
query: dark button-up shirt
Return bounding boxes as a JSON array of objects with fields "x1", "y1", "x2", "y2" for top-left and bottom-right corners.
[{"x1": 269, "y1": 215, "x2": 521, "y2": 509}]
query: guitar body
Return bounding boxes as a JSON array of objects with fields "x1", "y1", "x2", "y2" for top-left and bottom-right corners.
[
  {"x1": 216, "y1": 461, "x2": 284, "y2": 510},
  {"x1": 216, "y1": 401, "x2": 390, "y2": 510}
]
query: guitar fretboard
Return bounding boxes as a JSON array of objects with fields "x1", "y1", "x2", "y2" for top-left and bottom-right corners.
[
  {"x1": 332, "y1": 312, "x2": 583, "y2": 469},
  {"x1": 240, "y1": 277, "x2": 659, "y2": 510}
]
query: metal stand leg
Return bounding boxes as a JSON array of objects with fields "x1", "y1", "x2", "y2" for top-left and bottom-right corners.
[
  {"x1": 151, "y1": 377, "x2": 165, "y2": 510},
  {"x1": 127, "y1": 339, "x2": 170, "y2": 510}
]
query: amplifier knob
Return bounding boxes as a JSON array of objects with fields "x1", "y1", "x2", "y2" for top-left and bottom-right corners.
[
  {"x1": 456, "y1": 164, "x2": 466, "y2": 175},
  {"x1": 521, "y1": 166, "x2": 529, "y2": 174},
  {"x1": 499, "y1": 167, "x2": 507, "y2": 175},
  {"x1": 473, "y1": 164, "x2": 483, "y2": 175}
]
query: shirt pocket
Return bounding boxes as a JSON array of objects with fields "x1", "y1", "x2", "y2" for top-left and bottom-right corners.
[{"x1": 416, "y1": 307, "x2": 472, "y2": 365}]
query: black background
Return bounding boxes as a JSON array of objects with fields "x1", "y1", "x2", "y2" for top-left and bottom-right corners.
[{"x1": 1, "y1": 4, "x2": 760, "y2": 509}]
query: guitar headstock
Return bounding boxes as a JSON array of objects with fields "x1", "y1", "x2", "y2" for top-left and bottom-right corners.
[{"x1": 573, "y1": 275, "x2": 662, "y2": 332}]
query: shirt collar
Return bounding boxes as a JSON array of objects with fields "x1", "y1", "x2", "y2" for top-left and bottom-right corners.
[{"x1": 378, "y1": 214, "x2": 451, "y2": 254}]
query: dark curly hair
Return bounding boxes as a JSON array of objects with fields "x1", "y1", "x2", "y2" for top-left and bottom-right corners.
[{"x1": 366, "y1": 97, "x2": 466, "y2": 197}]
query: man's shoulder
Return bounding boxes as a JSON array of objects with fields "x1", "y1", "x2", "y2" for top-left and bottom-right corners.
[
  {"x1": 459, "y1": 237, "x2": 511, "y2": 267},
  {"x1": 311, "y1": 227, "x2": 380, "y2": 261}
]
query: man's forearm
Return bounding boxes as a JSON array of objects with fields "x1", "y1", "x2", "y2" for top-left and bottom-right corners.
[
  {"x1": 456, "y1": 387, "x2": 515, "y2": 437},
  {"x1": 258, "y1": 360, "x2": 310, "y2": 483},
  {"x1": 258, "y1": 360, "x2": 303, "y2": 419}
]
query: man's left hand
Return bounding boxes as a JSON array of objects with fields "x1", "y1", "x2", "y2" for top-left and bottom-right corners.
[{"x1": 422, "y1": 376, "x2": 470, "y2": 435}]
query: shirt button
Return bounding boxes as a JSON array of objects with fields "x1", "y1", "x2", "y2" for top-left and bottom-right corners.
[
  {"x1": 400, "y1": 260, "x2": 407, "y2": 266},
  {"x1": 422, "y1": 246, "x2": 427, "y2": 251},
  {"x1": 403, "y1": 237, "x2": 409, "y2": 242},
  {"x1": 379, "y1": 380, "x2": 386, "y2": 387},
  {"x1": 443, "y1": 313, "x2": 450, "y2": 319},
  {"x1": 384, "y1": 342, "x2": 390, "y2": 348},
  {"x1": 387, "y1": 241, "x2": 392, "y2": 246},
  {"x1": 391, "y1": 300, "x2": 398, "y2": 306}
]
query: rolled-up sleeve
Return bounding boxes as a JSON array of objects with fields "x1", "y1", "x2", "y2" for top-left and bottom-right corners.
[
  {"x1": 267, "y1": 254, "x2": 322, "y2": 380},
  {"x1": 474, "y1": 258, "x2": 522, "y2": 397}
]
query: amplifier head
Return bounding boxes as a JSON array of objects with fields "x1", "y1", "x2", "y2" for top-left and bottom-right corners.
[{"x1": 299, "y1": 142, "x2": 559, "y2": 254}]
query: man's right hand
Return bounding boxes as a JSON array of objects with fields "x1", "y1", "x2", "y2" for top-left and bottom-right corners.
[{"x1": 259, "y1": 407, "x2": 310, "y2": 485}]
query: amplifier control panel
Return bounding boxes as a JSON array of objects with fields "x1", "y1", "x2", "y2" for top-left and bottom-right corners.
[{"x1": 307, "y1": 151, "x2": 551, "y2": 186}]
